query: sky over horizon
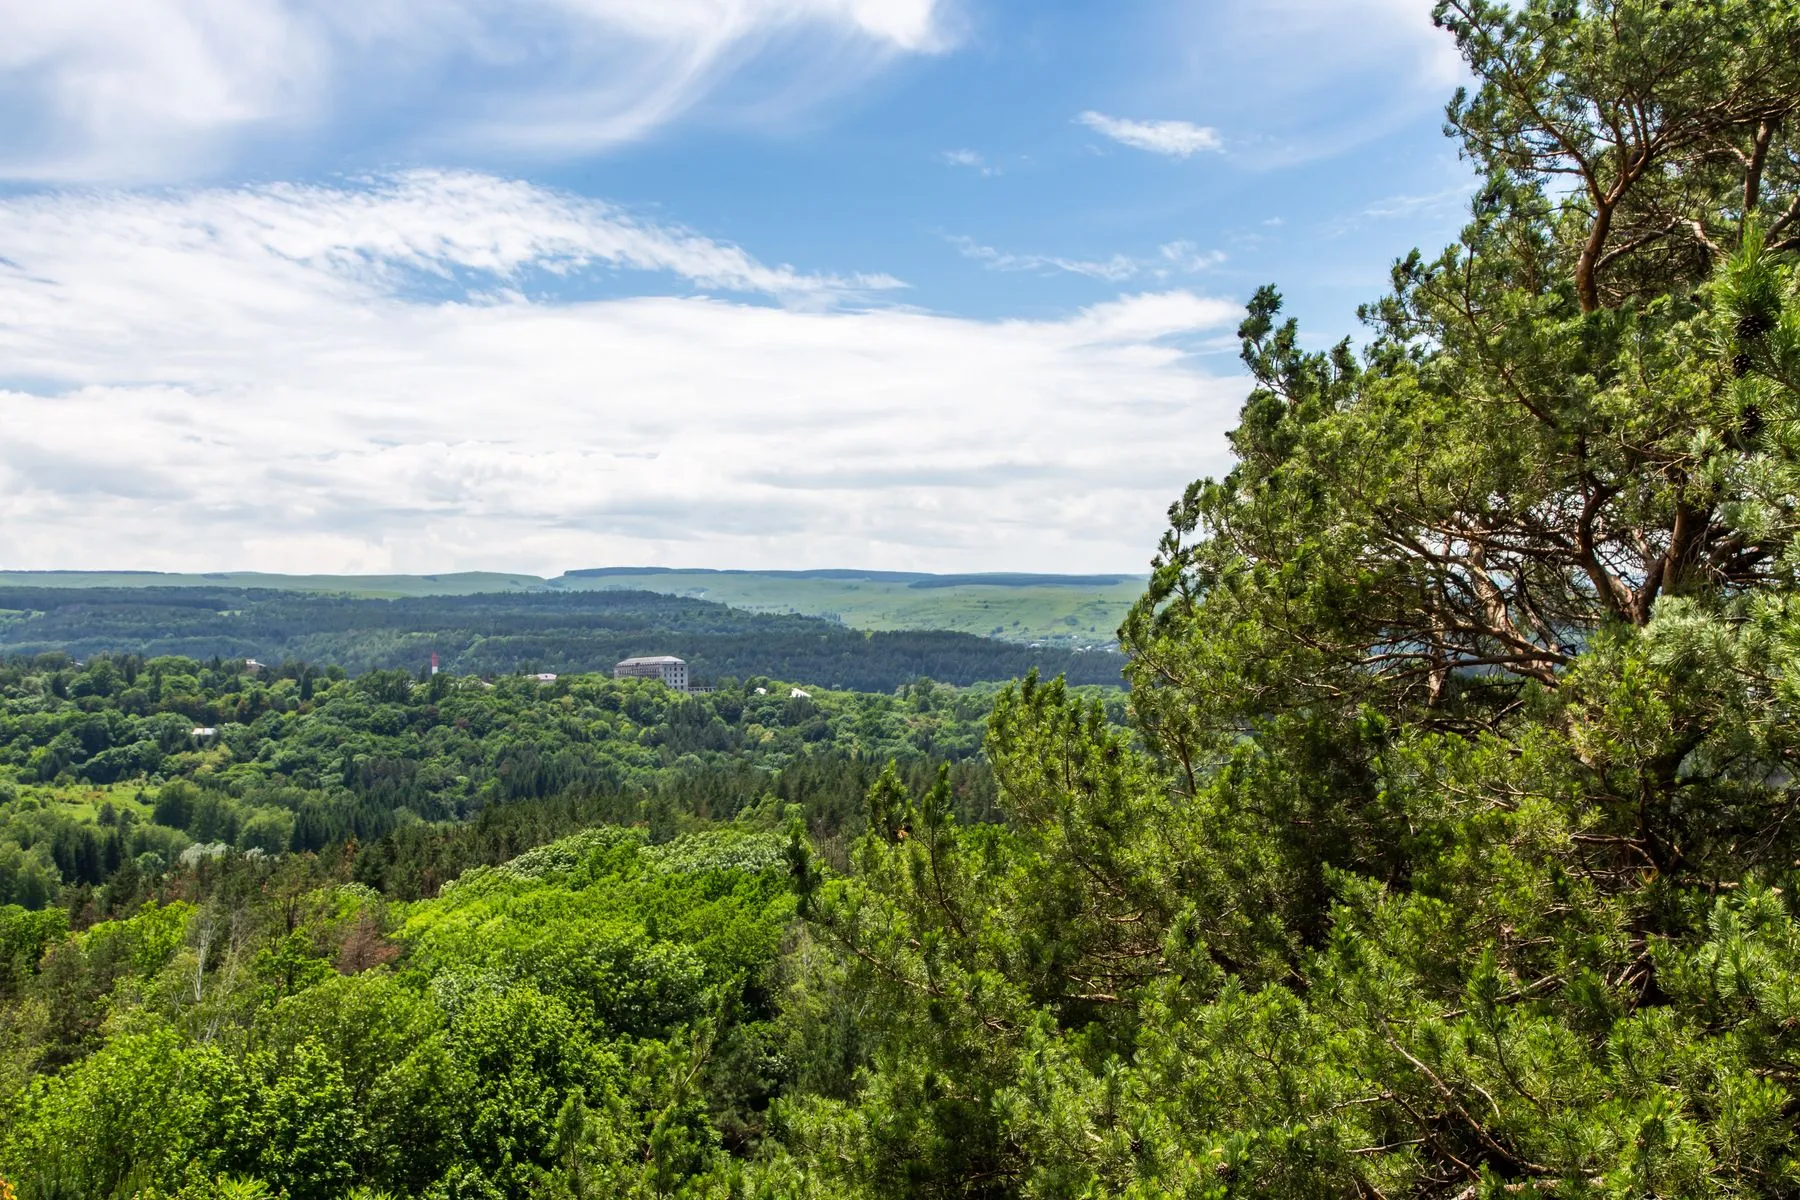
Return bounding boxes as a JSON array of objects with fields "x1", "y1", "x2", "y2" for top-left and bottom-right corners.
[{"x1": 0, "y1": 0, "x2": 1473, "y2": 576}]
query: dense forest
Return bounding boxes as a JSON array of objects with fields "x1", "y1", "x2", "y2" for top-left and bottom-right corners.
[
  {"x1": 9, "y1": 0, "x2": 1800, "y2": 1195},
  {"x1": 0, "y1": 653, "x2": 1028, "y2": 911},
  {"x1": 0, "y1": 587, "x2": 1126, "y2": 691}
]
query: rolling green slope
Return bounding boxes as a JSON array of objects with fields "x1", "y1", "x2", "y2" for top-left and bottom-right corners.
[
  {"x1": 0, "y1": 568, "x2": 1145, "y2": 647},
  {"x1": 552, "y1": 568, "x2": 1142, "y2": 647}
]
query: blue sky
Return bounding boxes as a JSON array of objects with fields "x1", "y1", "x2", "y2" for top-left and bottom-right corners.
[{"x1": 0, "y1": 0, "x2": 1473, "y2": 575}]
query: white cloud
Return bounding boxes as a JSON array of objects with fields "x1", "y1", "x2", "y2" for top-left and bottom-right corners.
[
  {"x1": 951, "y1": 236, "x2": 1141, "y2": 282},
  {"x1": 941, "y1": 148, "x2": 997, "y2": 175},
  {"x1": 0, "y1": 0, "x2": 952, "y2": 181},
  {"x1": 952, "y1": 235, "x2": 1224, "y2": 283},
  {"x1": 1077, "y1": 111, "x2": 1222, "y2": 157},
  {"x1": 0, "y1": 174, "x2": 1245, "y2": 575},
  {"x1": 1323, "y1": 182, "x2": 1474, "y2": 237},
  {"x1": 1054, "y1": 291, "x2": 1241, "y2": 343},
  {"x1": 0, "y1": 171, "x2": 901, "y2": 338},
  {"x1": 1157, "y1": 240, "x2": 1227, "y2": 273}
]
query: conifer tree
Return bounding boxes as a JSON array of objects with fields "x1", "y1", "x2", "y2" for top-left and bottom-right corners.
[{"x1": 778, "y1": 2, "x2": 1800, "y2": 1195}]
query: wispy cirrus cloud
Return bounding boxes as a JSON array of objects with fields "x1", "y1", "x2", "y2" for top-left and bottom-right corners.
[
  {"x1": 0, "y1": 0, "x2": 955, "y2": 182},
  {"x1": 1157, "y1": 240, "x2": 1228, "y2": 272},
  {"x1": 951, "y1": 235, "x2": 1225, "y2": 283},
  {"x1": 1077, "y1": 111, "x2": 1222, "y2": 157},
  {"x1": 951, "y1": 236, "x2": 1140, "y2": 282},
  {"x1": 940, "y1": 148, "x2": 997, "y2": 175},
  {"x1": 0, "y1": 171, "x2": 904, "y2": 355},
  {"x1": 1321, "y1": 182, "x2": 1474, "y2": 237},
  {"x1": 0, "y1": 173, "x2": 1245, "y2": 575}
]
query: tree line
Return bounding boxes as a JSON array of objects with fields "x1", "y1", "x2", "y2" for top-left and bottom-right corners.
[
  {"x1": 0, "y1": 587, "x2": 1125, "y2": 690},
  {"x1": 0, "y1": 652, "x2": 1032, "y2": 914}
]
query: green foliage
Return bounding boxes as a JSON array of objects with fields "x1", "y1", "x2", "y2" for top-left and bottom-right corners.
[
  {"x1": 0, "y1": 568, "x2": 1141, "y2": 650},
  {"x1": 0, "y1": 587, "x2": 1124, "y2": 689},
  {"x1": 553, "y1": 569, "x2": 1139, "y2": 649},
  {"x1": 9, "y1": 5, "x2": 1800, "y2": 1197},
  {"x1": 758, "y1": 3, "x2": 1800, "y2": 1197},
  {"x1": 0, "y1": 829, "x2": 792, "y2": 1199},
  {"x1": 0, "y1": 656, "x2": 1012, "y2": 910}
]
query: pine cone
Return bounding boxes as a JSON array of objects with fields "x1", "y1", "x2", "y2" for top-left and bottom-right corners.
[
  {"x1": 1743, "y1": 404, "x2": 1765, "y2": 442},
  {"x1": 1737, "y1": 311, "x2": 1775, "y2": 340}
]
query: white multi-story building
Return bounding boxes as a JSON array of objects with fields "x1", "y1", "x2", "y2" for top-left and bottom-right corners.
[{"x1": 613, "y1": 655, "x2": 689, "y2": 692}]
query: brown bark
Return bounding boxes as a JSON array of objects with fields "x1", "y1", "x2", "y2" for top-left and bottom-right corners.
[
  {"x1": 1743, "y1": 117, "x2": 1776, "y2": 216},
  {"x1": 1574, "y1": 197, "x2": 1615, "y2": 313}
]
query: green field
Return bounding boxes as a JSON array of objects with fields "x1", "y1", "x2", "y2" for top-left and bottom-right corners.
[
  {"x1": 0, "y1": 772, "x2": 157, "y2": 823},
  {"x1": 552, "y1": 569, "x2": 1142, "y2": 647},
  {"x1": 0, "y1": 568, "x2": 1146, "y2": 648}
]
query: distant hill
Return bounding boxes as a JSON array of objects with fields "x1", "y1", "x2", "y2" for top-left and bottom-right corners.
[
  {"x1": 0, "y1": 568, "x2": 1147, "y2": 648},
  {"x1": 0, "y1": 586, "x2": 1126, "y2": 691},
  {"x1": 550, "y1": 568, "x2": 1140, "y2": 648},
  {"x1": 560, "y1": 567, "x2": 1137, "y2": 587},
  {"x1": 0, "y1": 570, "x2": 544, "y2": 597}
]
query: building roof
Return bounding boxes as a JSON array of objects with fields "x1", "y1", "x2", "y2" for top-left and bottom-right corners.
[{"x1": 616, "y1": 656, "x2": 685, "y2": 666}]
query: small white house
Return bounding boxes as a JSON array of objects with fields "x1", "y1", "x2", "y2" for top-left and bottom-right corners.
[
  {"x1": 532, "y1": 673, "x2": 559, "y2": 683},
  {"x1": 789, "y1": 687, "x2": 811, "y2": 699},
  {"x1": 191, "y1": 727, "x2": 219, "y2": 739}
]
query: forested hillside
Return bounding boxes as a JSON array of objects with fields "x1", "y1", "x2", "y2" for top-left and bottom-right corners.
[
  {"x1": 551, "y1": 569, "x2": 1140, "y2": 648},
  {"x1": 0, "y1": 587, "x2": 1124, "y2": 690},
  {"x1": 0, "y1": 569, "x2": 1144, "y2": 649},
  {"x1": 0, "y1": 653, "x2": 1024, "y2": 911},
  {"x1": 9, "y1": 1, "x2": 1800, "y2": 1196},
  {"x1": 0, "y1": 657, "x2": 1018, "y2": 1197},
  {"x1": 0, "y1": 828, "x2": 802, "y2": 1198}
]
